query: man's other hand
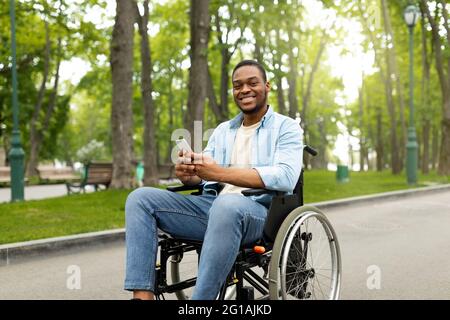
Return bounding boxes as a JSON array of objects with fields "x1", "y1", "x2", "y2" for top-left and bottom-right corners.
[{"x1": 175, "y1": 150, "x2": 201, "y2": 185}]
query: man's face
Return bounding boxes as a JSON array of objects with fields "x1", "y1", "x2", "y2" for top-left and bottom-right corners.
[{"x1": 232, "y1": 65, "x2": 270, "y2": 114}]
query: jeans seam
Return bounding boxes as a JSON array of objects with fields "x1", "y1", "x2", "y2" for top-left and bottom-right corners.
[{"x1": 154, "y1": 208, "x2": 208, "y2": 221}]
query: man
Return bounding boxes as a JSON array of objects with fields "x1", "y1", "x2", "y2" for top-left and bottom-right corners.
[{"x1": 124, "y1": 60, "x2": 303, "y2": 300}]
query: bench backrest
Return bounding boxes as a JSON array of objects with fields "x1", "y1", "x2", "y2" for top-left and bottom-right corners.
[
  {"x1": 0, "y1": 167, "x2": 10, "y2": 182},
  {"x1": 85, "y1": 162, "x2": 113, "y2": 185},
  {"x1": 0, "y1": 167, "x2": 10, "y2": 176},
  {"x1": 37, "y1": 166, "x2": 78, "y2": 179}
]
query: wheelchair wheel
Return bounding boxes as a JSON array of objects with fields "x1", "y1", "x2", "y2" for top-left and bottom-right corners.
[
  {"x1": 268, "y1": 206, "x2": 341, "y2": 300},
  {"x1": 170, "y1": 253, "x2": 237, "y2": 300}
]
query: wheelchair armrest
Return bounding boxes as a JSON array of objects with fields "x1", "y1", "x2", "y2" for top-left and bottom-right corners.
[
  {"x1": 241, "y1": 188, "x2": 270, "y2": 196},
  {"x1": 166, "y1": 184, "x2": 204, "y2": 193}
]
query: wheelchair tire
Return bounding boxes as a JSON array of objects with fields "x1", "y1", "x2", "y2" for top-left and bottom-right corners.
[
  {"x1": 170, "y1": 254, "x2": 237, "y2": 300},
  {"x1": 268, "y1": 206, "x2": 341, "y2": 300}
]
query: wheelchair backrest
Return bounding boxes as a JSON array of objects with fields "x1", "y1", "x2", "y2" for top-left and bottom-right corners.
[
  {"x1": 263, "y1": 169, "x2": 304, "y2": 243},
  {"x1": 263, "y1": 144, "x2": 317, "y2": 243}
]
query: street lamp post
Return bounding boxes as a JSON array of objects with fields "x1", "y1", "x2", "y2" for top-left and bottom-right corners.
[
  {"x1": 9, "y1": 0, "x2": 25, "y2": 201},
  {"x1": 404, "y1": 4, "x2": 420, "y2": 185}
]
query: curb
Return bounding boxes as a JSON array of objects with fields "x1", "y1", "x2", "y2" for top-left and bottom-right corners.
[
  {"x1": 0, "y1": 229, "x2": 124, "y2": 266},
  {"x1": 310, "y1": 183, "x2": 450, "y2": 210},
  {"x1": 1, "y1": 184, "x2": 449, "y2": 266}
]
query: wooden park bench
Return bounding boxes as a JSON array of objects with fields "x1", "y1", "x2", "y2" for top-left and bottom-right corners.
[
  {"x1": 0, "y1": 166, "x2": 29, "y2": 185},
  {"x1": 37, "y1": 165, "x2": 80, "y2": 183},
  {"x1": 0, "y1": 167, "x2": 11, "y2": 184},
  {"x1": 66, "y1": 162, "x2": 113, "y2": 195}
]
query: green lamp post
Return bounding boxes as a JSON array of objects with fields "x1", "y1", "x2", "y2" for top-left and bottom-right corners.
[
  {"x1": 404, "y1": 4, "x2": 420, "y2": 185},
  {"x1": 9, "y1": 0, "x2": 25, "y2": 201}
]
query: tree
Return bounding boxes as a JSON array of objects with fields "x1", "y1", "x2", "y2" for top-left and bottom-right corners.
[
  {"x1": 185, "y1": 0, "x2": 210, "y2": 147},
  {"x1": 357, "y1": 0, "x2": 401, "y2": 174},
  {"x1": 135, "y1": 0, "x2": 158, "y2": 186},
  {"x1": 26, "y1": 20, "x2": 51, "y2": 177},
  {"x1": 110, "y1": 0, "x2": 135, "y2": 188},
  {"x1": 207, "y1": 0, "x2": 249, "y2": 124},
  {"x1": 380, "y1": 0, "x2": 407, "y2": 171},
  {"x1": 420, "y1": 0, "x2": 450, "y2": 175}
]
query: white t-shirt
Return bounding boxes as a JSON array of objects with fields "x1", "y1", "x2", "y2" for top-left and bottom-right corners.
[{"x1": 220, "y1": 121, "x2": 260, "y2": 195}]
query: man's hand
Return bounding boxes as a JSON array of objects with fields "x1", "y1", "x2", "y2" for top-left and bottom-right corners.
[
  {"x1": 192, "y1": 153, "x2": 224, "y2": 182},
  {"x1": 175, "y1": 150, "x2": 201, "y2": 186},
  {"x1": 193, "y1": 153, "x2": 265, "y2": 189}
]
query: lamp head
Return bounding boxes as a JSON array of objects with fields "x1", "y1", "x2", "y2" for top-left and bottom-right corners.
[{"x1": 404, "y1": 4, "x2": 420, "y2": 27}]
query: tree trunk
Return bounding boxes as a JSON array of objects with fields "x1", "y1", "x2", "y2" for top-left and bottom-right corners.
[
  {"x1": 110, "y1": 0, "x2": 135, "y2": 189},
  {"x1": 432, "y1": 126, "x2": 438, "y2": 170},
  {"x1": 300, "y1": 35, "x2": 326, "y2": 126},
  {"x1": 421, "y1": 0, "x2": 450, "y2": 175},
  {"x1": 254, "y1": 39, "x2": 262, "y2": 63},
  {"x1": 287, "y1": 28, "x2": 299, "y2": 119},
  {"x1": 317, "y1": 119, "x2": 327, "y2": 168},
  {"x1": 299, "y1": 25, "x2": 331, "y2": 170},
  {"x1": 380, "y1": 0, "x2": 401, "y2": 174},
  {"x1": 376, "y1": 109, "x2": 384, "y2": 171},
  {"x1": 26, "y1": 20, "x2": 50, "y2": 178},
  {"x1": 135, "y1": 0, "x2": 158, "y2": 186},
  {"x1": 421, "y1": 119, "x2": 430, "y2": 174},
  {"x1": 274, "y1": 29, "x2": 287, "y2": 115},
  {"x1": 211, "y1": 6, "x2": 247, "y2": 124},
  {"x1": 28, "y1": 37, "x2": 61, "y2": 178},
  {"x1": 166, "y1": 76, "x2": 174, "y2": 164},
  {"x1": 417, "y1": 129, "x2": 422, "y2": 170},
  {"x1": 381, "y1": 0, "x2": 407, "y2": 170},
  {"x1": 358, "y1": 1, "x2": 400, "y2": 174},
  {"x1": 420, "y1": 13, "x2": 431, "y2": 175},
  {"x1": 385, "y1": 74, "x2": 400, "y2": 173},
  {"x1": 219, "y1": 47, "x2": 230, "y2": 119},
  {"x1": 276, "y1": 78, "x2": 287, "y2": 116},
  {"x1": 358, "y1": 83, "x2": 365, "y2": 171},
  {"x1": 185, "y1": 0, "x2": 210, "y2": 150},
  {"x1": 206, "y1": 69, "x2": 226, "y2": 123},
  {"x1": 38, "y1": 38, "x2": 62, "y2": 152},
  {"x1": 439, "y1": 119, "x2": 450, "y2": 175}
]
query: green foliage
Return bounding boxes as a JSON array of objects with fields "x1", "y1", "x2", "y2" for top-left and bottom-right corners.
[{"x1": 0, "y1": 0, "x2": 447, "y2": 174}]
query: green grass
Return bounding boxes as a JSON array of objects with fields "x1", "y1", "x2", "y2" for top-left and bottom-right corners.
[
  {"x1": 0, "y1": 189, "x2": 130, "y2": 245},
  {"x1": 0, "y1": 170, "x2": 449, "y2": 245},
  {"x1": 302, "y1": 170, "x2": 450, "y2": 203}
]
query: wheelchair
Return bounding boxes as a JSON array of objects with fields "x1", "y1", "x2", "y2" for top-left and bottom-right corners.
[{"x1": 154, "y1": 145, "x2": 341, "y2": 300}]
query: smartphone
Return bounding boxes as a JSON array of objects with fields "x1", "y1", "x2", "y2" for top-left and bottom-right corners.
[{"x1": 175, "y1": 138, "x2": 193, "y2": 153}]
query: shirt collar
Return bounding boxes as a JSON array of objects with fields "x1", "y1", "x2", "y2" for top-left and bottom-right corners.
[{"x1": 229, "y1": 105, "x2": 274, "y2": 129}]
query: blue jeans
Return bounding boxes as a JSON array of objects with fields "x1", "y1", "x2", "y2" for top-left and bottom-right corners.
[{"x1": 124, "y1": 187, "x2": 268, "y2": 300}]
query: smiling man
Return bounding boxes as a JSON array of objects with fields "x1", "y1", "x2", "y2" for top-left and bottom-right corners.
[{"x1": 124, "y1": 60, "x2": 304, "y2": 300}]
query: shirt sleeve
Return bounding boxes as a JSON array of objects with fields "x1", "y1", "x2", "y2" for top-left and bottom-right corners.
[
  {"x1": 202, "y1": 125, "x2": 218, "y2": 159},
  {"x1": 253, "y1": 119, "x2": 304, "y2": 193}
]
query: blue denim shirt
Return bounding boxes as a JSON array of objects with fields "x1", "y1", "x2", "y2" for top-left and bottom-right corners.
[{"x1": 202, "y1": 106, "x2": 304, "y2": 207}]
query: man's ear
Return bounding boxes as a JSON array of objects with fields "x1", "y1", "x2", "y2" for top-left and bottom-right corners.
[{"x1": 265, "y1": 81, "x2": 271, "y2": 92}]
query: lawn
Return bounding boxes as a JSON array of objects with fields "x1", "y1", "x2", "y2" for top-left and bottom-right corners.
[
  {"x1": 0, "y1": 170, "x2": 449, "y2": 244},
  {"x1": 302, "y1": 170, "x2": 450, "y2": 202}
]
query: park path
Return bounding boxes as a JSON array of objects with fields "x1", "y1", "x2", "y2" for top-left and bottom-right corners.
[
  {"x1": 1, "y1": 189, "x2": 449, "y2": 299},
  {"x1": 0, "y1": 184, "x2": 96, "y2": 203}
]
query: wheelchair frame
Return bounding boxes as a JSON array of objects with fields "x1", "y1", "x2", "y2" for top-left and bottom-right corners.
[{"x1": 153, "y1": 146, "x2": 340, "y2": 300}]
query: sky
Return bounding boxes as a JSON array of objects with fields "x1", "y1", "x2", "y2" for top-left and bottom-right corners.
[{"x1": 59, "y1": 0, "x2": 377, "y2": 168}]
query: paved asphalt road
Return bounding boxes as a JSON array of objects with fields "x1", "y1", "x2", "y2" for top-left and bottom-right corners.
[{"x1": 1, "y1": 190, "x2": 449, "y2": 300}]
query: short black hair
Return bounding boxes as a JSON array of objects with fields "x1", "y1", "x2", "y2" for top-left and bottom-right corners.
[{"x1": 232, "y1": 60, "x2": 267, "y2": 83}]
